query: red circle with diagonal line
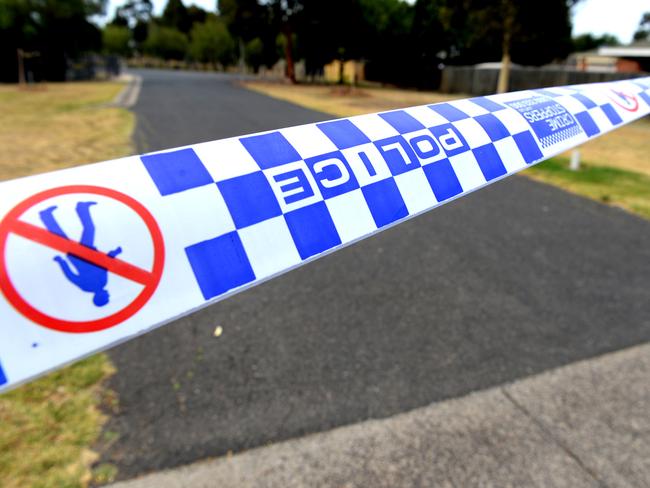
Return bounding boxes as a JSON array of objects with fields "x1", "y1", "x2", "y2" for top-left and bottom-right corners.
[
  {"x1": 608, "y1": 89, "x2": 639, "y2": 112},
  {"x1": 0, "y1": 185, "x2": 164, "y2": 333}
]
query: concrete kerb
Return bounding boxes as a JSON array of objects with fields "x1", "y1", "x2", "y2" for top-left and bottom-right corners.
[
  {"x1": 107, "y1": 341, "x2": 650, "y2": 488},
  {"x1": 112, "y1": 74, "x2": 142, "y2": 109}
]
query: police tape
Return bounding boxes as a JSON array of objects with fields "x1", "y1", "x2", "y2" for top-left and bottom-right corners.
[{"x1": 1, "y1": 77, "x2": 649, "y2": 391}]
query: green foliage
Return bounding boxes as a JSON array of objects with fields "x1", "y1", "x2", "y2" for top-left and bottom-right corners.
[
  {"x1": 189, "y1": 18, "x2": 235, "y2": 66},
  {"x1": 0, "y1": 353, "x2": 115, "y2": 488},
  {"x1": 103, "y1": 25, "x2": 132, "y2": 56},
  {"x1": 245, "y1": 37, "x2": 264, "y2": 71},
  {"x1": 116, "y1": 0, "x2": 153, "y2": 26},
  {"x1": 162, "y1": 0, "x2": 191, "y2": 33},
  {"x1": 0, "y1": 0, "x2": 105, "y2": 81},
  {"x1": 527, "y1": 158, "x2": 650, "y2": 220},
  {"x1": 144, "y1": 24, "x2": 188, "y2": 60},
  {"x1": 573, "y1": 33, "x2": 620, "y2": 52},
  {"x1": 633, "y1": 12, "x2": 650, "y2": 42}
]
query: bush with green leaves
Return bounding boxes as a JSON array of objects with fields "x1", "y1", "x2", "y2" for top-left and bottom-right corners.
[
  {"x1": 144, "y1": 24, "x2": 188, "y2": 60},
  {"x1": 102, "y1": 25, "x2": 132, "y2": 56},
  {"x1": 189, "y1": 18, "x2": 235, "y2": 66}
]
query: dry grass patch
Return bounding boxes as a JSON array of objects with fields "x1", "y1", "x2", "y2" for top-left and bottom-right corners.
[
  {"x1": 243, "y1": 81, "x2": 462, "y2": 117},
  {"x1": 0, "y1": 81, "x2": 133, "y2": 487},
  {"x1": 0, "y1": 82, "x2": 134, "y2": 181},
  {"x1": 561, "y1": 118, "x2": 650, "y2": 176}
]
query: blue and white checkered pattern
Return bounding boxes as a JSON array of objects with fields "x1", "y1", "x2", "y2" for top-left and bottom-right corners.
[
  {"x1": 0, "y1": 77, "x2": 649, "y2": 392},
  {"x1": 140, "y1": 78, "x2": 650, "y2": 302}
]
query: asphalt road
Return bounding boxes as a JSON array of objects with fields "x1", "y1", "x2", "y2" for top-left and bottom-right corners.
[{"x1": 98, "y1": 69, "x2": 650, "y2": 481}]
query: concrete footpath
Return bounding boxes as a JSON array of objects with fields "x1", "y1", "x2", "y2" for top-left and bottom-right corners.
[{"x1": 110, "y1": 342, "x2": 650, "y2": 488}]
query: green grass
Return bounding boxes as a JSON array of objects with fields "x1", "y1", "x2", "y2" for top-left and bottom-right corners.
[
  {"x1": 0, "y1": 356, "x2": 116, "y2": 488},
  {"x1": 0, "y1": 81, "x2": 133, "y2": 487},
  {"x1": 526, "y1": 157, "x2": 650, "y2": 220}
]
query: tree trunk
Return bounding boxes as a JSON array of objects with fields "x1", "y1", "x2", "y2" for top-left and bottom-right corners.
[
  {"x1": 283, "y1": 23, "x2": 296, "y2": 84},
  {"x1": 17, "y1": 49, "x2": 25, "y2": 85},
  {"x1": 496, "y1": 49, "x2": 510, "y2": 94},
  {"x1": 496, "y1": 0, "x2": 515, "y2": 94}
]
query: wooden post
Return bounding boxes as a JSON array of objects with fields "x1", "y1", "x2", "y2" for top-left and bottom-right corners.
[{"x1": 17, "y1": 49, "x2": 26, "y2": 85}]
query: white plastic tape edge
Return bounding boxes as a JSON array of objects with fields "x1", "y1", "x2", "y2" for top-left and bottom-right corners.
[{"x1": 1, "y1": 77, "x2": 649, "y2": 391}]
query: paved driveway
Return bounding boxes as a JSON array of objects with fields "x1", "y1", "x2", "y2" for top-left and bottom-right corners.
[{"x1": 99, "y1": 69, "x2": 650, "y2": 481}]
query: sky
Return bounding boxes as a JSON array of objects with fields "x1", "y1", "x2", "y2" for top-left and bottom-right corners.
[{"x1": 103, "y1": 0, "x2": 648, "y2": 44}]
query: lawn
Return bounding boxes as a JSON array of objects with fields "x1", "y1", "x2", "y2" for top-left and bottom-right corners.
[
  {"x1": 243, "y1": 81, "x2": 650, "y2": 221},
  {"x1": 0, "y1": 82, "x2": 133, "y2": 181},
  {"x1": 0, "y1": 81, "x2": 133, "y2": 487}
]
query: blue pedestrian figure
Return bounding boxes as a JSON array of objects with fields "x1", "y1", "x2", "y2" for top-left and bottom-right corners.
[{"x1": 39, "y1": 201, "x2": 122, "y2": 307}]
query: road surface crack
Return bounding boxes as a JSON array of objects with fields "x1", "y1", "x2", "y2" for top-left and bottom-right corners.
[{"x1": 500, "y1": 387, "x2": 610, "y2": 488}]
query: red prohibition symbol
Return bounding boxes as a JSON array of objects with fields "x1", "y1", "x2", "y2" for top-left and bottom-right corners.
[
  {"x1": 0, "y1": 185, "x2": 165, "y2": 333},
  {"x1": 608, "y1": 89, "x2": 639, "y2": 112}
]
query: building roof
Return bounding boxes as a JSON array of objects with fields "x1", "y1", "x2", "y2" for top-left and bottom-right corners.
[{"x1": 598, "y1": 42, "x2": 650, "y2": 58}]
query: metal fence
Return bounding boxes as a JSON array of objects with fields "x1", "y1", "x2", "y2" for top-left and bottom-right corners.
[{"x1": 440, "y1": 66, "x2": 648, "y2": 95}]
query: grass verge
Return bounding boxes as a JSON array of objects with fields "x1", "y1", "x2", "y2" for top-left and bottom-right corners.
[
  {"x1": 244, "y1": 81, "x2": 649, "y2": 220},
  {"x1": 0, "y1": 81, "x2": 134, "y2": 487},
  {"x1": 242, "y1": 81, "x2": 462, "y2": 117},
  {"x1": 0, "y1": 82, "x2": 133, "y2": 181},
  {"x1": 527, "y1": 157, "x2": 650, "y2": 220}
]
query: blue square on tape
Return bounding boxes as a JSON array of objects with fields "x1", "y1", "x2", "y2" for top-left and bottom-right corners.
[
  {"x1": 141, "y1": 148, "x2": 213, "y2": 196},
  {"x1": 639, "y1": 91, "x2": 650, "y2": 107},
  {"x1": 217, "y1": 172, "x2": 281, "y2": 228},
  {"x1": 240, "y1": 132, "x2": 301, "y2": 169},
  {"x1": 575, "y1": 111, "x2": 600, "y2": 137},
  {"x1": 474, "y1": 113, "x2": 509, "y2": 142},
  {"x1": 472, "y1": 144, "x2": 507, "y2": 181},
  {"x1": 513, "y1": 131, "x2": 543, "y2": 164},
  {"x1": 317, "y1": 119, "x2": 371, "y2": 149},
  {"x1": 423, "y1": 159, "x2": 463, "y2": 202},
  {"x1": 0, "y1": 360, "x2": 7, "y2": 386},
  {"x1": 185, "y1": 232, "x2": 256, "y2": 300},
  {"x1": 375, "y1": 136, "x2": 420, "y2": 176},
  {"x1": 305, "y1": 151, "x2": 359, "y2": 199},
  {"x1": 535, "y1": 89, "x2": 561, "y2": 98},
  {"x1": 380, "y1": 110, "x2": 425, "y2": 134},
  {"x1": 285, "y1": 202, "x2": 341, "y2": 259},
  {"x1": 428, "y1": 103, "x2": 469, "y2": 122},
  {"x1": 469, "y1": 97, "x2": 505, "y2": 113},
  {"x1": 601, "y1": 103, "x2": 623, "y2": 125},
  {"x1": 572, "y1": 93, "x2": 597, "y2": 109},
  {"x1": 362, "y1": 178, "x2": 409, "y2": 228}
]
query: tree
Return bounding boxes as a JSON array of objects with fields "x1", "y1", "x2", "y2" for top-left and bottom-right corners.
[
  {"x1": 573, "y1": 33, "x2": 620, "y2": 52},
  {"x1": 219, "y1": 0, "x2": 281, "y2": 72},
  {"x1": 144, "y1": 24, "x2": 188, "y2": 59},
  {"x1": 245, "y1": 37, "x2": 264, "y2": 72},
  {"x1": 189, "y1": 17, "x2": 235, "y2": 66},
  {"x1": 295, "y1": 0, "x2": 367, "y2": 81},
  {"x1": 162, "y1": 0, "x2": 191, "y2": 33},
  {"x1": 360, "y1": 0, "x2": 416, "y2": 85},
  {"x1": 103, "y1": 25, "x2": 131, "y2": 56},
  {"x1": 633, "y1": 12, "x2": 650, "y2": 42},
  {"x1": 219, "y1": 0, "x2": 266, "y2": 42},
  {"x1": 0, "y1": 0, "x2": 107, "y2": 82},
  {"x1": 115, "y1": 0, "x2": 153, "y2": 27},
  {"x1": 187, "y1": 5, "x2": 208, "y2": 27}
]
